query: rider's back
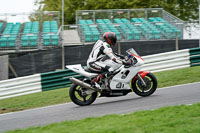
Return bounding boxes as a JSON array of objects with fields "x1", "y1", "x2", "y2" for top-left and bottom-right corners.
[{"x1": 87, "y1": 40, "x2": 111, "y2": 63}]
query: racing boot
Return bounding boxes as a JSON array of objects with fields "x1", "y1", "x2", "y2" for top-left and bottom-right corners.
[
  {"x1": 92, "y1": 71, "x2": 112, "y2": 84},
  {"x1": 92, "y1": 74, "x2": 104, "y2": 83}
]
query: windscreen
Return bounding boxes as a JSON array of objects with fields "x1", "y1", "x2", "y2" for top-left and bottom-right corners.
[{"x1": 126, "y1": 48, "x2": 139, "y2": 56}]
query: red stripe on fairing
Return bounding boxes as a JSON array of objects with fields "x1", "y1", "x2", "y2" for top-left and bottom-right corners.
[
  {"x1": 130, "y1": 54, "x2": 144, "y2": 61},
  {"x1": 131, "y1": 71, "x2": 150, "y2": 83},
  {"x1": 139, "y1": 71, "x2": 149, "y2": 79},
  {"x1": 106, "y1": 32, "x2": 113, "y2": 46}
]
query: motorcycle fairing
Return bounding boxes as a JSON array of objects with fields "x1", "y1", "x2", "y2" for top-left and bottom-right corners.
[
  {"x1": 66, "y1": 64, "x2": 98, "y2": 78},
  {"x1": 110, "y1": 66, "x2": 141, "y2": 90}
]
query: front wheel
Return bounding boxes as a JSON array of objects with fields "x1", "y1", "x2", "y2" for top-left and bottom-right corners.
[
  {"x1": 69, "y1": 80, "x2": 97, "y2": 106},
  {"x1": 131, "y1": 73, "x2": 157, "y2": 97}
]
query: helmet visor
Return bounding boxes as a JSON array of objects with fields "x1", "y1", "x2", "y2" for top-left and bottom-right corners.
[{"x1": 112, "y1": 37, "x2": 117, "y2": 46}]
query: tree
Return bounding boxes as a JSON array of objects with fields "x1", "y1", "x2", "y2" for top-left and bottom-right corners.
[{"x1": 174, "y1": 0, "x2": 198, "y2": 21}]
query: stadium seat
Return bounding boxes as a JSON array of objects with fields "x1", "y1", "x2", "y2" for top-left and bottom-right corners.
[
  {"x1": 0, "y1": 22, "x2": 21, "y2": 47},
  {"x1": 21, "y1": 36, "x2": 29, "y2": 46},
  {"x1": 84, "y1": 31, "x2": 92, "y2": 42},
  {"x1": 21, "y1": 21, "x2": 39, "y2": 47},
  {"x1": 92, "y1": 31, "x2": 100, "y2": 41},
  {"x1": 51, "y1": 35, "x2": 59, "y2": 45},
  {"x1": 42, "y1": 21, "x2": 59, "y2": 45},
  {"x1": 96, "y1": 19, "x2": 121, "y2": 39},
  {"x1": 79, "y1": 19, "x2": 100, "y2": 42},
  {"x1": 0, "y1": 22, "x2": 3, "y2": 32},
  {"x1": 103, "y1": 19, "x2": 112, "y2": 24},
  {"x1": 148, "y1": 17, "x2": 182, "y2": 39},
  {"x1": 43, "y1": 35, "x2": 51, "y2": 45},
  {"x1": 133, "y1": 30, "x2": 141, "y2": 40},
  {"x1": 96, "y1": 19, "x2": 104, "y2": 24},
  {"x1": 131, "y1": 18, "x2": 163, "y2": 40},
  {"x1": 114, "y1": 18, "x2": 141, "y2": 40},
  {"x1": 7, "y1": 37, "x2": 16, "y2": 47},
  {"x1": 30, "y1": 36, "x2": 38, "y2": 46},
  {"x1": 0, "y1": 38, "x2": 7, "y2": 47},
  {"x1": 78, "y1": 17, "x2": 181, "y2": 42}
]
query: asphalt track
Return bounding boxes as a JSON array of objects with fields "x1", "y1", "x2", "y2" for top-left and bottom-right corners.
[{"x1": 0, "y1": 82, "x2": 200, "y2": 132}]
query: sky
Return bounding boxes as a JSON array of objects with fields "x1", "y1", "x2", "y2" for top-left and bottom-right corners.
[{"x1": 0, "y1": 0, "x2": 38, "y2": 22}]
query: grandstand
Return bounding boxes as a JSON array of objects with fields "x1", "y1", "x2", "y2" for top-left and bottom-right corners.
[
  {"x1": 0, "y1": 21, "x2": 59, "y2": 48},
  {"x1": 0, "y1": 9, "x2": 184, "y2": 50},
  {"x1": 77, "y1": 17, "x2": 182, "y2": 42},
  {"x1": 0, "y1": 22, "x2": 21, "y2": 47},
  {"x1": 0, "y1": 11, "x2": 61, "y2": 51},
  {"x1": 75, "y1": 8, "x2": 184, "y2": 43}
]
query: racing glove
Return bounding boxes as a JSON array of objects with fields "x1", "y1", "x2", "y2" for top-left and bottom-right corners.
[{"x1": 122, "y1": 59, "x2": 132, "y2": 66}]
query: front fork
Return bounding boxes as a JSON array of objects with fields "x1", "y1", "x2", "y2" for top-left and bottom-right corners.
[
  {"x1": 137, "y1": 73, "x2": 146, "y2": 87},
  {"x1": 132, "y1": 71, "x2": 149, "y2": 87}
]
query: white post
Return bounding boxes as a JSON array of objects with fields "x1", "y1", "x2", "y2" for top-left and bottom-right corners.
[
  {"x1": 199, "y1": 0, "x2": 200, "y2": 47},
  {"x1": 62, "y1": 0, "x2": 64, "y2": 28},
  {"x1": 62, "y1": 0, "x2": 65, "y2": 69}
]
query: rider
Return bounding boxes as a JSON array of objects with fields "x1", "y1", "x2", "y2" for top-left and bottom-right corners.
[{"x1": 87, "y1": 32, "x2": 130, "y2": 83}]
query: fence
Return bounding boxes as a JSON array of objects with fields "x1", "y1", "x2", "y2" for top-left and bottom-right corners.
[
  {"x1": 41, "y1": 69, "x2": 83, "y2": 91},
  {"x1": 76, "y1": 8, "x2": 183, "y2": 25},
  {"x1": 0, "y1": 48, "x2": 200, "y2": 100},
  {"x1": 0, "y1": 74, "x2": 41, "y2": 100},
  {"x1": 189, "y1": 47, "x2": 200, "y2": 67},
  {"x1": 142, "y1": 49, "x2": 190, "y2": 72}
]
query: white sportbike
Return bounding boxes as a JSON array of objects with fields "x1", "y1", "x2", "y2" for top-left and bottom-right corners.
[{"x1": 66, "y1": 48, "x2": 157, "y2": 106}]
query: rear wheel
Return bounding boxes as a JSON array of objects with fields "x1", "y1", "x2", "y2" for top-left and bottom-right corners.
[
  {"x1": 131, "y1": 73, "x2": 157, "y2": 97},
  {"x1": 69, "y1": 80, "x2": 97, "y2": 106}
]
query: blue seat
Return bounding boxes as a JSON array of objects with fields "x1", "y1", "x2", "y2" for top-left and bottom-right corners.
[
  {"x1": 0, "y1": 38, "x2": 7, "y2": 47},
  {"x1": 43, "y1": 35, "x2": 51, "y2": 45},
  {"x1": 84, "y1": 31, "x2": 92, "y2": 42},
  {"x1": 7, "y1": 37, "x2": 16, "y2": 47},
  {"x1": 30, "y1": 36, "x2": 38, "y2": 46},
  {"x1": 51, "y1": 35, "x2": 59, "y2": 45},
  {"x1": 21, "y1": 36, "x2": 29, "y2": 46}
]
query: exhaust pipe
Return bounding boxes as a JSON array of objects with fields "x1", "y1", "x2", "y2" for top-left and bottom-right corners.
[{"x1": 70, "y1": 77, "x2": 101, "y2": 92}]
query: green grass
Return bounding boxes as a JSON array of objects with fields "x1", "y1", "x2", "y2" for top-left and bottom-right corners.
[
  {"x1": 0, "y1": 66, "x2": 200, "y2": 114},
  {"x1": 5, "y1": 103, "x2": 200, "y2": 133},
  {"x1": 154, "y1": 66, "x2": 200, "y2": 88},
  {"x1": 0, "y1": 87, "x2": 71, "y2": 114}
]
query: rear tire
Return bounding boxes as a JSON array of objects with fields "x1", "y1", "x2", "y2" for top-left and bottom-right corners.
[
  {"x1": 69, "y1": 80, "x2": 97, "y2": 106},
  {"x1": 131, "y1": 73, "x2": 157, "y2": 97}
]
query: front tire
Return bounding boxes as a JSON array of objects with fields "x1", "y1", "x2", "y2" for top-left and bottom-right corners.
[
  {"x1": 131, "y1": 73, "x2": 157, "y2": 97},
  {"x1": 69, "y1": 80, "x2": 97, "y2": 106}
]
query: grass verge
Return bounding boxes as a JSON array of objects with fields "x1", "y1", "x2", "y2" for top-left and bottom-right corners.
[
  {"x1": 154, "y1": 66, "x2": 200, "y2": 88},
  {"x1": 0, "y1": 66, "x2": 200, "y2": 114},
  {"x1": 5, "y1": 103, "x2": 200, "y2": 133}
]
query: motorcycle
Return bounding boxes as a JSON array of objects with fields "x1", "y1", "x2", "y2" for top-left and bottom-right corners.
[{"x1": 66, "y1": 48, "x2": 157, "y2": 106}]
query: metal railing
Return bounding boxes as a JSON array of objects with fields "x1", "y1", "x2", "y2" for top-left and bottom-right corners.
[{"x1": 76, "y1": 8, "x2": 164, "y2": 24}]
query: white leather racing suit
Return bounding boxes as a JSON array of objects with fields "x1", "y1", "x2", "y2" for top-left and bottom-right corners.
[{"x1": 87, "y1": 40, "x2": 123, "y2": 72}]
